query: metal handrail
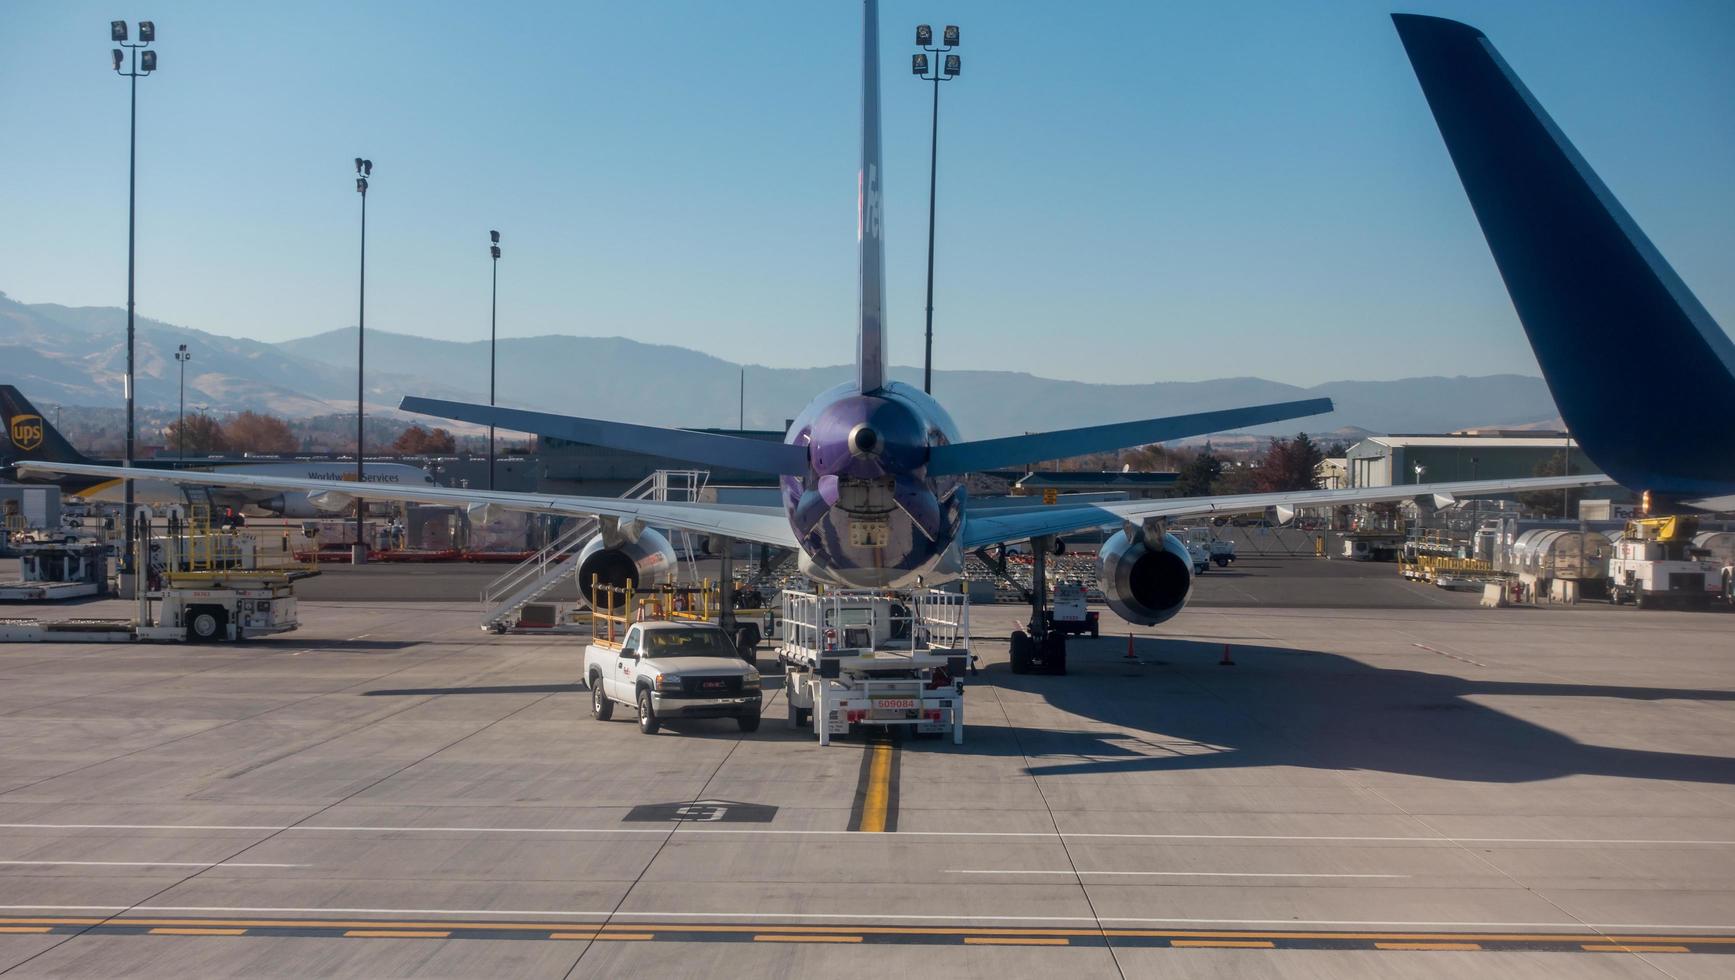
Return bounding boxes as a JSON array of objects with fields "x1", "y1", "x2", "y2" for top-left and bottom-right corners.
[{"x1": 478, "y1": 469, "x2": 712, "y2": 622}]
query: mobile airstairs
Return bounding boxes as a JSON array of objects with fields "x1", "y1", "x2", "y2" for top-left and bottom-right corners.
[{"x1": 478, "y1": 470, "x2": 708, "y2": 632}]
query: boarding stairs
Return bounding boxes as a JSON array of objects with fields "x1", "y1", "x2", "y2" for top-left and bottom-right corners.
[{"x1": 477, "y1": 469, "x2": 708, "y2": 632}]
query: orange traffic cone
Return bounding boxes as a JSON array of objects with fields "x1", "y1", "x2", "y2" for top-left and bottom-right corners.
[
  {"x1": 1219, "y1": 643, "x2": 1235, "y2": 667},
  {"x1": 1125, "y1": 634, "x2": 1139, "y2": 660}
]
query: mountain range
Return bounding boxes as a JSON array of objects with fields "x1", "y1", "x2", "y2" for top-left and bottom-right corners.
[{"x1": 1, "y1": 291, "x2": 1565, "y2": 441}]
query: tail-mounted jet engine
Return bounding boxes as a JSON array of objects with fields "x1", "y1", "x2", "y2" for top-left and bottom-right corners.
[
  {"x1": 577, "y1": 519, "x2": 676, "y2": 608},
  {"x1": 1098, "y1": 526, "x2": 1194, "y2": 626}
]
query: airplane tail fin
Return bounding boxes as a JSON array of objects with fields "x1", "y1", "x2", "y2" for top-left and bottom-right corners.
[
  {"x1": 856, "y1": 0, "x2": 888, "y2": 392},
  {"x1": 0, "y1": 386, "x2": 89, "y2": 470},
  {"x1": 1393, "y1": 14, "x2": 1735, "y2": 497}
]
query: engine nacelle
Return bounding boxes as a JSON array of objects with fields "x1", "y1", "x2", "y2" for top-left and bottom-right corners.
[
  {"x1": 247, "y1": 494, "x2": 324, "y2": 519},
  {"x1": 306, "y1": 490, "x2": 356, "y2": 513},
  {"x1": 1098, "y1": 528, "x2": 1194, "y2": 626},
  {"x1": 576, "y1": 527, "x2": 677, "y2": 608}
]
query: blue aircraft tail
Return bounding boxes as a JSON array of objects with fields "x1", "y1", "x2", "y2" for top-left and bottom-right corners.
[{"x1": 1393, "y1": 14, "x2": 1735, "y2": 499}]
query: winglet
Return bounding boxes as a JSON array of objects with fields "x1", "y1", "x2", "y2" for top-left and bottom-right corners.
[
  {"x1": 1393, "y1": 13, "x2": 1735, "y2": 496},
  {"x1": 856, "y1": 0, "x2": 888, "y2": 392}
]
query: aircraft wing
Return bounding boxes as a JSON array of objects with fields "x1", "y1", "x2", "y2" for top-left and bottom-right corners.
[
  {"x1": 17, "y1": 461, "x2": 799, "y2": 548},
  {"x1": 960, "y1": 473, "x2": 1613, "y2": 550}
]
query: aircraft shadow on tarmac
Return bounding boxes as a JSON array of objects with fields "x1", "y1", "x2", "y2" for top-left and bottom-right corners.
[
  {"x1": 931, "y1": 639, "x2": 1735, "y2": 787},
  {"x1": 363, "y1": 683, "x2": 585, "y2": 697}
]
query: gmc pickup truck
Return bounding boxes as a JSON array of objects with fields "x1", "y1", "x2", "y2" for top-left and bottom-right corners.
[{"x1": 583, "y1": 620, "x2": 762, "y2": 735}]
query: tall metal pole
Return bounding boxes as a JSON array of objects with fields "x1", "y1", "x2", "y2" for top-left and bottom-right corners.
[
  {"x1": 739, "y1": 367, "x2": 745, "y2": 430},
  {"x1": 176, "y1": 346, "x2": 185, "y2": 459},
  {"x1": 489, "y1": 250, "x2": 497, "y2": 491},
  {"x1": 355, "y1": 173, "x2": 367, "y2": 561},
  {"x1": 123, "y1": 46, "x2": 138, "y2": 578},
  {"x1": 921, "y1": 70, "x2": 940, "y2": 394}
]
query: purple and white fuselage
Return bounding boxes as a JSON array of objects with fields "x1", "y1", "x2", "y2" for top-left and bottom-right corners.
[{"x1": 783, "y1": 381, "x2": 965, "y2": 589}]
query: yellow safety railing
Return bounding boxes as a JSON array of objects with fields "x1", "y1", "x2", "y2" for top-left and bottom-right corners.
[{"x1": 589, "y1": 576, "x2": 637, "y2": 647}]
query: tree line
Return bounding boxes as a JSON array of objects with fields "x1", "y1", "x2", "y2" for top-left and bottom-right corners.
[{"x1": 160, "y1": 411, "x2": 464, "y2": 456}]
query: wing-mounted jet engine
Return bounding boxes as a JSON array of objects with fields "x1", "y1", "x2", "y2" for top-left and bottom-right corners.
[
  {"x1": 576, "y1": 517, "x2": 677, "y2": 608},
  {"x1": 1098, "y1": 524, "x2": 1195, "y2": 626}
]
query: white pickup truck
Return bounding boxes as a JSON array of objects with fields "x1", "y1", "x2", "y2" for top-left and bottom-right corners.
[{"x1": 583, "y1": 620, "x2": 762, "y2": 735}]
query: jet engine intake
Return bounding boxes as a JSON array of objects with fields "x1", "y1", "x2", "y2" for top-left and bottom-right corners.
[
  {"x1": 1098, "y1": 528, "x2": 1194, "y2": 626},
  {"x1": 576, "y1": 527, "x2": 676, "y2": 608}
]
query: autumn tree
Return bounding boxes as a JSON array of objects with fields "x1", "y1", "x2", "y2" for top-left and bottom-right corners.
[
  {"x1": 392, "y1": 425, "x2": 457, "y2": 454},
  {"x1": 162, "y1": 413, "x2": 228, "y2": 455},
  {"x1": 1255, "y1": 432, "x2": 1326, "y2": 493},
  {"x1": 222, "y1": 411, "x2": 298, "y2": 453}
]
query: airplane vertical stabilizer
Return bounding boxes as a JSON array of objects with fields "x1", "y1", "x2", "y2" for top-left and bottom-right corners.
[
  {"x1": 856, "y1": 0, "x2": 888, "y2": 392},
  {"x1": 0, "y1": 386, "x2": 90, "y2": 469},
  {"x1": 1393, "y1": 14, "x2": 1735, "y2": 498}
]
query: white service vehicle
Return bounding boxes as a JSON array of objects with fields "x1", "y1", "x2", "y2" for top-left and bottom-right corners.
[
  {"x1": 0, "y1": 578, "x2": 300, "y2": 643},
  {"x1": 1041, "y1": 581, "x2": 1099, "y2": 637},
  {"x1": 778, "y1": 589, "x2": 967, "y2": 745},
  {"x1": 583, "y1": 619, "x2": 763, "y2": 735},
  {"x1": 1609, "y1": 517, "x2": 1721, "y2": 610}
]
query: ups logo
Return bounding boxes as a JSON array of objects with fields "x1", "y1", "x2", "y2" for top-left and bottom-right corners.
[{"x1": 9, "y1": 414, "x2": 43, "y2": 452}]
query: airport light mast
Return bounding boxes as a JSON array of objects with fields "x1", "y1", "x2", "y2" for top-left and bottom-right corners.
[
  {"x1": 911, "y1": 24, "x2": 959, "y2": 395},
  {"x1": 488, "y1": 230, "x2": 500, "y2": 491},
  {"x1": 111, "y1": 19, "x2": 156, "y2": 589},
  {"x1": 174, "y1": 344, "x2": 189, "y2": 458},
  {"x1": 353, "y1": 157, "x2": 372, "y2": 563}
]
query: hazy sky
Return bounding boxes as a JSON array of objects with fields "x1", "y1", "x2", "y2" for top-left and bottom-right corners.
[{"x1": 2, "y1": 0, "x2": 1731, "y2": 386}]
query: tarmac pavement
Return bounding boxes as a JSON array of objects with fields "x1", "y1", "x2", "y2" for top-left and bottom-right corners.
[{"x1": 0, "y1": 562, "x2": 1730, "y2": 977}]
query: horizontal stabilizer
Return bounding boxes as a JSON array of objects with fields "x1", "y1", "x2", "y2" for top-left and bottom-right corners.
[
  {"x1": 926, "y1": 397, "x2": 1333, "y2": 476},
  {"x1": 400, "y1": 397, "x2": 809, "y2": 476},
  {"x1": 1393, "y1": 14, "x2": 1735, "y2": 496}
]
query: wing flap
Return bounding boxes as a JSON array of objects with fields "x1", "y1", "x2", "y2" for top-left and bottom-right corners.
[
  {"x1": 19, "y1": 461, "x2": 798, "y2": 548},
  {"x1": 962, "y1": 473, "x2": 1612, "y2": 549}
]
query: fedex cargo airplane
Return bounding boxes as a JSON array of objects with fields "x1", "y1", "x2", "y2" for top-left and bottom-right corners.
[
  {"x1": 17, "y1": 1, "x2": 1605, "y2": 632},
  {"x1": 1394, "y1": 14, "x2": 1735, "y2": 513}
]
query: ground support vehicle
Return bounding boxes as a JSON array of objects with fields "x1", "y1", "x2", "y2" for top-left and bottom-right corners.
[
  {"x1": 1609, "y1": 516, "x2": 1721, "y2": 609},
  {"x1": 778, "y1": 589, "x2": 967, "y2": 746},
  {"x1": 582, "y1": 582, "x2": 762, "y2": 735},
  {"x1": 0, "y1": 535, "x2": 107, "y2": 601},
  {"x1": 1041, "y1": 581, "x2": 1099, "y2": 637},
  {"x1": 0, "y1": 576, "x2": 302, "y2": 643}
]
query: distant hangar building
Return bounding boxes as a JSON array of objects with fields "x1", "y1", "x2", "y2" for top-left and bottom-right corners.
[{"x1": 1344, "y1": 431, "x2": 1599, "y2": 488}]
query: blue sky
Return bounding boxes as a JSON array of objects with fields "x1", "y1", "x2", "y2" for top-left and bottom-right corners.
[{"x1": 2, "y1": 0, "x2": 1731, "y2": 386}]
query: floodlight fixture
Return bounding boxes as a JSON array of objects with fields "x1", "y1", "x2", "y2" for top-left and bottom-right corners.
[
  {"x1": 138, "y1": 20, "x2": 154, "y2": 42},
  {"x1": 944, "y1": 54, "x2": 960, "y2": 76},
  {"x1": 111, "y1": 20, "x2": 127, "y2": 41},
  {"x1": 112, "y1": 48, "x2": 124, "y2": 70},
  {"x1": 362, "y1": 159, "x2": 372, "y2": 176},
  {"x1": 355, "y1": 157, "x2": 364, "y2": 174},
  {"x1": 139, "y1": 50, "x2": 155, "y2": 71},
  {"x1": 356, "y1": 177, "x2": 367, "y2": 193},
  {"x1": 916, "y1": 24, "x2": 932, "y2": 46},
  {"x1": 490, "y1": 245, "x2": 501, "y2": 260},
  {"x1": 912, "y1": 53, "x2": 927, "y2": 75},
  {"x1": 490, "y1": 229, "x2": 500, "y2": 244},
  {"x1": 942, "y1": 25, "x2": 959, "y2": 46}
]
